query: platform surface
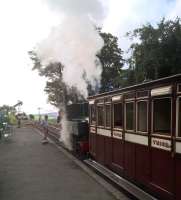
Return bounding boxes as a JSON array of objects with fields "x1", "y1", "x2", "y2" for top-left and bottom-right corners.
[{"x1": 0, "y1": 127, "x2": 129, "y2": 200}]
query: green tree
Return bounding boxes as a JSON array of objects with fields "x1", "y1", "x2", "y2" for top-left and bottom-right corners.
[
  {"x1": 0, "y1": 105, "x2": 16, "y2": 115},
  {"x1": 0, "y1": 105, "x2": 16, "y2": 124},
  {"x1": 97, "y1": 32, "x2": 124, "y2": 92},
  {"x1": 127, "y1": 18, "x2": 181, "y2": 84},
  {"x1": 29, "y1": 114, "x2": 35, "y2": 120}
]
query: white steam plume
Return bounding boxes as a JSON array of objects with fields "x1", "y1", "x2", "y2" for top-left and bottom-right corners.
[
  {"x1": 44, "y1": 0, "x2": 104, "y2": 20},
  {"x1": 59, "y1": 108, "x2": 72, "y2": 150},
  {"x1": 36, "y1": 0, "x2": 105, "y2": 149},
  {"x1": 36, "y1": 0, "x2": 104, "y2": 97}
]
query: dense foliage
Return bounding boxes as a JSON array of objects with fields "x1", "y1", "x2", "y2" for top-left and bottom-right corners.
[
  {"x1": 126, "y1": 18, "x2": 181, "y2": 84},
  {"x1": 0, "y1": 105, "x2": 17, "y2": 124},
  {"x1": 29, "y1": 114, "x2": 35, "y2": 120},
  {"x1": 97, "y1": 32, "x2": 124, "y2": 92}
]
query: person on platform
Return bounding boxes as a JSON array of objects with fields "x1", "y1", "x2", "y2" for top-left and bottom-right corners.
[
  {"x1": 57, "y1": 112, "x2": 61, "y2": 124},
  {"x1": 16, "y1": 114, "x2": 21, "y2": 128},
  {"x1": 42, "y1": 115, "x2": 48, "y2": 143},
  {"x1": 18, "y1": 118, "x2": 21, "y2": 128}
]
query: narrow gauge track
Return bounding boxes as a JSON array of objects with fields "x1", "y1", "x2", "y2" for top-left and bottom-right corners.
[{"x1": 30, "y1": 122, "x2": 157, "y2": 200}]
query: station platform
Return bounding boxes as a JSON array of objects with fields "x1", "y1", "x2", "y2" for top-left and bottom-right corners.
[{"x1": 0, "y1": 127, "x2": 129, "y2": 200}]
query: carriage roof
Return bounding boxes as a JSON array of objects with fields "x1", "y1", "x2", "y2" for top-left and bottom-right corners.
[{"x1": 88, "y1": 73, "x2": 181, "y2": 100}]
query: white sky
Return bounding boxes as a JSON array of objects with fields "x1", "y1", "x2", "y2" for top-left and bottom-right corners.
[
  {"x1": 0, "y1": 0, "x2": 60, "y2": 114},
  {"x1": 102, "y1": 0, "x2": 177, "y2": 54},
  {"x1": 0, "y1": 0, "x2": 179, "y2": 114}
]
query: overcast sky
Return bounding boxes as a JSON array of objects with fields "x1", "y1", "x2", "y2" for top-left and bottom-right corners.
[{"x1": 0, "y1": 0, "x2": 180, "y2": 114}]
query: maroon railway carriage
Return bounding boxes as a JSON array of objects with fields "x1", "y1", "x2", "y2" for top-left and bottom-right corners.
[{"x1": 88, "y1": 74, "x2": 181, "y2": 200}]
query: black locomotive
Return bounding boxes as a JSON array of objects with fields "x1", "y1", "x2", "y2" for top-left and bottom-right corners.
[{"x1": 66, "y1": 102, "x2": 89, "y2": 156}]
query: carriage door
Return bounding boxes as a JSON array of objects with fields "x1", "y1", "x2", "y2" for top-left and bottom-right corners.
[
  {"x1": 96, "y1": 99, "x2": 105, "y2": 164},
  {"x1": 175, "y1": 84, "x2": 181, "y2": 200},
  {"x1": 89, "y1": 100, "x2": 96, "y2": 158},
  {"x1": 111, "y1": 95, "x2": 124, "y2": 174},
  {"x1": 150, "y1": 86, "x2": 174, "y2": 199}
]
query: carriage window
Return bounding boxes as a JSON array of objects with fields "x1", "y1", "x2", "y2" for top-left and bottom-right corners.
[
  {"x1": 90, "y1": 105, "x2": 96, "y2": 125},
  {"x1": 125, "y1": 102, "x2": 134, "y2": 130},
  {"x1": 113, "y1": 103, "x2": 123, "y2": 128},
  {"x1": 105, "y1": 105, "x2": 111, "y2": 127},
  {"x1": 97, "y1": 106, "x2": 104, "y2": 126},
  {"x1": 153, "y1": 98, "x2": 171, "y2": 134},
  {"x1": 178, "y1": 98, "x2": 181, "y2": 137},
  {"x1": 178, "y1": 84, "x2": 181, "y2": 93},
  {"x1": 137, "y1": 101, "x2": 148, "y2": 132}
]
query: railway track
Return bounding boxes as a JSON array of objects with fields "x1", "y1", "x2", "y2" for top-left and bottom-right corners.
[{"x1": 31, "y1": 122, "x2": 157, "y2": 200}]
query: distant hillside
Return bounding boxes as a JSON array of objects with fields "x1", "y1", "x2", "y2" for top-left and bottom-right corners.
[
  {"x1": 33, "y1": 112, "x2": 58, "y2": 120},
  {"x1": 46, "y1": 112, "x2": 58, "y2": 118}
]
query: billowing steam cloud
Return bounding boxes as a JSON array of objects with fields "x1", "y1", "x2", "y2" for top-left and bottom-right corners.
[
  {"x1": 59, "y1": 107, "x2": 72, "y2": 150},
  {"x1": 36, "y1": 0, "x2": 104, "y2": 97},
  {"x1": 35, "y1": 0, "x2": 105, "y2": 150},
  {"x1": 44, "y1": 0, "x2": 104, "y2": 20}
]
